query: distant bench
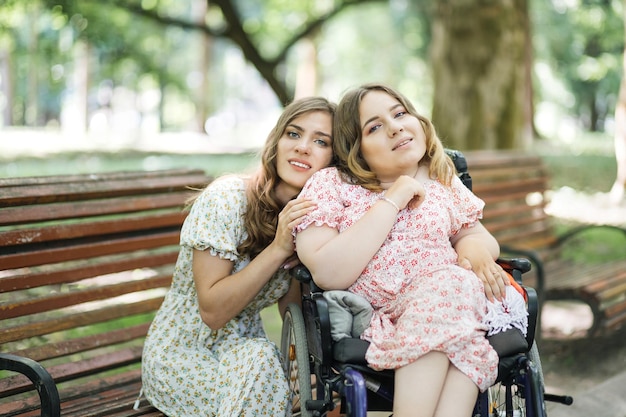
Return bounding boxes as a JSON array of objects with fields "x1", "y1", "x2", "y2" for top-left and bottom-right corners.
[
  {"x1": 0, "y1": 169, "x2": 211, "y2": 417},
  {"x1": 465, "y1": 151, "x2": 626, "y2": 336}
]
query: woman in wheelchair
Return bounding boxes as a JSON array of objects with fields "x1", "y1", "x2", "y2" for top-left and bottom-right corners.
[{"x1": 294, "y1": 83, "x2": 528, "y2": 417}]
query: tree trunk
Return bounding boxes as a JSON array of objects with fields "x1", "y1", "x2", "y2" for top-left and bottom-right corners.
[
  {"x1": 430, "y1": 0, "x2": 529, "y2": 150},
  {"x1": 609, "y1": 0, "x2": 626, "y2": 204},
  {"x1": 0, "y1": 46, "x2": 13, "y2": 127},
  {"x1": 294, "y1": 39, "x2": 317, "y2": 100},
  {"x1": 192, "y1": 0, "x2": 212, "y2": 133}
]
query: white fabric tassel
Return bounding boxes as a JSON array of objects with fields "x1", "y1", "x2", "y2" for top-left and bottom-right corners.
[{"x1": 483, "y1": 285, "x2": 528, "y2": 337}]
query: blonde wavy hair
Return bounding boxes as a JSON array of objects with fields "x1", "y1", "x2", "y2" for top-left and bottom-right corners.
[
  {"x1": 239, "y1": 96, "x2": 336, "y2": 258},
  {"x1": 333, "y1": 83, "x2": 454, "y2": 192}
]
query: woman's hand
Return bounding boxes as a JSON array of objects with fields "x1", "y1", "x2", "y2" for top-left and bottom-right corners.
[
  {"x1": 384, "y1": 175, "x2": 426, "y2": 210},
  {"x1": 458, "y1": 244, "x2": 509, "y2": 302},
  {"x1": 274, "y1": 197, "x2": 317, "y2": 266}
]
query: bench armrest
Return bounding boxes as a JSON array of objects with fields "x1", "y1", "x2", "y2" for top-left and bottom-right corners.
[
  {"x1": 0, "y1": 353, "x2": 60, "y2": 417},
  {"x1": 554, "y1": 224, "x2": 626, "y2": 248}
]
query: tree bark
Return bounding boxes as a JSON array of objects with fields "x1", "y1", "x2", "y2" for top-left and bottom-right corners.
[
  {"x1": 430, "y1": 0, "x2": 529, "y2": 150},
  {"x1": 0, "y1": 46, "x2": 13, "y2": 127},
  {"x1": 609, "y1": 0, "x2": 626, "y2": 204}
]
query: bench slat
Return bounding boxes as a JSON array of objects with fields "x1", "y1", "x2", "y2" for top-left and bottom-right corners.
[
  {"x1": 0, "y1": 168, "x2": 205, "y2": 187},
  {"x1": 0, "y1": 192, "x2": 193, "y2": 226},
  {"x1": 0, "y1": 250, "x2": 178, "y2": 293},
  {"x1": 0, "y1": 298, "x2": 163, "y2": 344},
  {"x1": 1, "y1": 274, "x2": 170, "y2": 319},
  {"x1": 0, "y1": 229, "x2": 180, "y2": 269},
  {"x1": 0, "y1": 172, "x2": 207, "y2": 207},
  {"x1": 0, "y1": 370, "x2": 159, "y2": 417},
  {"x1": 8, "y1": 323, "x2": 151, "y2": 362},
  {"x1": 0, "y1": 211, "x2": 185, "y2": 246},
  {"x1": 0, "y1": 347, "x2": 143, "y2": 398}
]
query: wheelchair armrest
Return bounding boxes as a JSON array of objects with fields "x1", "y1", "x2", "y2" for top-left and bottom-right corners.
[
  {"x1": 291, "y1": 264, "x2": 328, "y2": 293},
  {"x1": 290, "y1": 264, "x2": 313, "y2": 284},
  {"x1": 496, "y1": 257, "x2": 531, "y2": 274},
  {"x1": 0, "y1": 353, "x2": 60, "y2": 417}
]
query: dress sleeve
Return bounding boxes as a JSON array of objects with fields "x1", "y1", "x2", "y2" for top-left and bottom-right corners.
[
  {"x1": 450, "y1": 175, "x2": 486, "y2": 234},
  {"x1": 180, "y1": 176, "x2": 246, "y2": 262},
  {"x1": 295, "y1": 168, "x2": 345, "y2": 233}
]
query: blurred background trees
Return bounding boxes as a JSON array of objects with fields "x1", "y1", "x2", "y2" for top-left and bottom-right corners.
[{"x1": 0, "y1": 0, "x2": 624, "y2": 152}]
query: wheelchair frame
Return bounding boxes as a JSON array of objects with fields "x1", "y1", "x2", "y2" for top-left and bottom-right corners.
[{"x1": 280, "y1": 150, "x2": 574, "y2": 417}]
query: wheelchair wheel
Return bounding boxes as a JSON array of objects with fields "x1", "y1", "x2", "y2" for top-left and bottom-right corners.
[
  {"x1": 281, "y1": 303, "x2": 313, "y2": 417},
  {"x1": 486, "y1": 341, "x2": 546, "y2": 417}
]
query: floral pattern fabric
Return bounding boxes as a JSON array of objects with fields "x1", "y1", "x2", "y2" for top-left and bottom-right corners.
[
  {"x1": 296, "y1": 168, "x2": 500, "y2": 391},
  {"x1": 141, "y1": 175, "x2": 291, "y2": 416}
]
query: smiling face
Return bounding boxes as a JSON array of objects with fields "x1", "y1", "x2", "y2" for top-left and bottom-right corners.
[
  {"x1": 275, "y1": 110, "x2": 333, "y2": 202},
  {"x1": 358, "y1": 90, "x2": 427, "y2": 183}
]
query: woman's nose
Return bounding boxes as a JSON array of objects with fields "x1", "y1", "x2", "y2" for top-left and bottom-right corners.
[
  {"x1": 295, "y1": 141, "x2": 311, "y2": 154},
  {"x1": 387, "y1": 120, "x2": 403, "y2": 137}
]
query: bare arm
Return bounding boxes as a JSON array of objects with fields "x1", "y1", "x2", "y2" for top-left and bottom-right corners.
[
  {"x1": 296, "y1": 176, "x2": 425, "y2": 290},
  {"x1": 451, "y1": 221, "x2": 509, "y2": 301},
  {"x1": 193, "y1": 198, "x2": 316, "y2": 329}
]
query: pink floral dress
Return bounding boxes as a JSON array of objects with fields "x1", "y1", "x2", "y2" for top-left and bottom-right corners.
[{"x1": 296, "y1": 167, "x2": 502, "y2": 391}]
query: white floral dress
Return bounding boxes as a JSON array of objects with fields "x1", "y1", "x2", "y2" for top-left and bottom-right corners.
[
  {"x1": 296, "y1": 168, "x2": 526, "y2": 392},
  {"x1": 141, "y1": 175, "x2": 291, "y2": 416}
]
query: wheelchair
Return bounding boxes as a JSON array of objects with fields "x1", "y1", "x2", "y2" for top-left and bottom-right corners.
[{"x1": 280, "y1": 151, "x2": 574, "y2": 417}]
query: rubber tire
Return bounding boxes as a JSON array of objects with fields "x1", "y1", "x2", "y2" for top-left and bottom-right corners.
[
  {"x1": 487, "y1": 340, "x2": 546, "y2": 417},
  {"x1": 281, "y1": 303, "x2": 313, "y2": 417}
]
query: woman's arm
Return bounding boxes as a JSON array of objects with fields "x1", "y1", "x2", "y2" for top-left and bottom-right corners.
[
  {"x1": 451, "y1": 221, "x2": 509, "y2": 301},
  {"x1": 297, "y1": 176, "x2": 425, "y2": 290},
  {"x1": 193, "y1": 198, "x2": 316, "y2": 330}
]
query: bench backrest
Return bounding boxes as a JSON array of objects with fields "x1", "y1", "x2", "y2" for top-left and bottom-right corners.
[
  {"x1": 464, "y1": 151, "x2": 555, "y2": 253},
  {"x1": 0, "y1": 169, "x2": 211, "y2": 402}
]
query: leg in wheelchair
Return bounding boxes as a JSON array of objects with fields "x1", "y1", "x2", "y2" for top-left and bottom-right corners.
[{"x1": 394, "y1": 352, "x2": 477, "y2": 417}]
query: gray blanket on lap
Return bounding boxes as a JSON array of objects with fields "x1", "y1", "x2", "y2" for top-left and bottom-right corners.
[{"x1": 323, "y1": 290, "x2": 373, "y2": 341}]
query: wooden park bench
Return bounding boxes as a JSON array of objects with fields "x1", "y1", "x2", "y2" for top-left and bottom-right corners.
[
  {"x1": 464, "y1": 150, "x2": 626, "y2": 337},
  {"x1": 0, "y1": 169, "x2": 211, "y2": 417}
]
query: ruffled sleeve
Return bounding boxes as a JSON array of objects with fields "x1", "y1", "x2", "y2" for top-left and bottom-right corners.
[
  {"x1": 450, "y1": 175, "x2": 486, "y2": 235},
  {"x1": 180, "y1": 175, "x2": 247, "y2": 262},
  {"x1": 295, "y1": 168, "x2": 346, "y2": 233}
]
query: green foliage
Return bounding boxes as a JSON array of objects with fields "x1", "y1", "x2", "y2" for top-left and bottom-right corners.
[
  {"x1": 2, "y1": 0, "x2": 626, "y2": 137},
  {"x1": 43, "y1": 0, "x2": 189, "y2": 91},
  {"x1": 532, "y1": 0, "x2": 624, "y2": 131},
  {"x1": 554, "y1": 224, "x2": 626, "y2": 263}
]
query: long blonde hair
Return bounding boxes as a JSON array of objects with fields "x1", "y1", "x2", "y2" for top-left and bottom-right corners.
[
  {"x1": 333, "y1": 83, "x2": 454, "y2": 192},
  {"x1": 239, "y1": 96, "x2": 336, "y2": 258}
]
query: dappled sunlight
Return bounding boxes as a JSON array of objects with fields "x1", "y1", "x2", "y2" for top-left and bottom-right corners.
[
  {"x1": 545, "y1": 186, "x2": 626, "y2": 226},
  {"x1": 541, "y1": 300, "x2": 594, "y2": 339}
]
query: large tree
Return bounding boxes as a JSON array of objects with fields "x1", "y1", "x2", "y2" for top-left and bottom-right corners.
[
  {"x1": 44, "y1": 0, "x2": 382, "y2": 105},
  {"x1": 428, "y1": 0, "x2": 530, "y2": 150}
]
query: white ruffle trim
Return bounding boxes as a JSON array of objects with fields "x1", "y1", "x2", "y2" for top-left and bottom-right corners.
[{"x1": 483, "y1": 285, "x2": 528, "y2": 337}]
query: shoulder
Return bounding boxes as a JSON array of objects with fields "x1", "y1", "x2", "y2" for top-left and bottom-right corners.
[
  {"x1": 191, "y1": 174, "x2": 247, "y2": 214},
  {"x1": 310, "y1": 167, "x2": 341, "y2": 181},
  {"x1": 208, "y1": 174, "x2": 247, "y2": 192}
]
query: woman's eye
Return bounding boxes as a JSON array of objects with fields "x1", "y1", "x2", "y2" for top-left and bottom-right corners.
[
  {"x1": 314, "y1": 138, "x2": 329, "y2": 147},
  {"x1": 368, "y1": 124, "x2": 381, "y2": 134},
  {"x1": 395, "y1": 111, "x2": 406, "y2": 118},
  {"x1": 287, "y1": 131, "x2": 300, "y2": 139}
]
